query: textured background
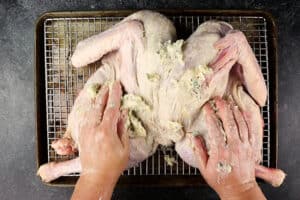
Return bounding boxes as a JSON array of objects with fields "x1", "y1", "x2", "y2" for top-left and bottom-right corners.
[{"x1": 0, "y1": 0, "x2": 299, "y2": 199}]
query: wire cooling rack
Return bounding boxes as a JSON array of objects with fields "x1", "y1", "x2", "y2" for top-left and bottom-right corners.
[{"x1": 44, "y1": 15, "x2": 270, "y2": 176}]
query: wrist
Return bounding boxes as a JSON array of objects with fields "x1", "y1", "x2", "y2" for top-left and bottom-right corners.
[
  {"x1": 72, "y1": 171, "x2": 119, "y2": 200},
  {"x1": 81, "y1": 170, "x2": 120, "y2": 186},
  {"x1": 218, "y1": 181, "x2": 265, "y2": 200}
]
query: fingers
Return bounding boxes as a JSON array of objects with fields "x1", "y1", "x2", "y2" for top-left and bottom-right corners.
[
  {"x1": 203, "y1": 103, "x2": 225, "y2": 145},
  {"x1": 94, "y1": 86, "x2": 109, "y2": 121},
  {"x1": 215, "y1": 98, "x2": 240, "y2": 144},
  {"x1": 242, "y1": 110, "x2": 259, "y2": 146},
  {"x1": 193, "y1": 136, "x2": 208, "y2": 171},
  {"x1": 102, "y1": 81, "x2": 123, "y2": 132},
  {"x1": 255, "y1": 164, "x2": 286, "y2": 187},
  {"x1": 118, "y1": 110, "x2": 129, "y2": 151},
  {"x1": 232, "y1": 105, "x2": 249, "y2": 143}
]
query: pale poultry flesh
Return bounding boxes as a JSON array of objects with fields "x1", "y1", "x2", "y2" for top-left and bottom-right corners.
[{"x1": 37, "y1": 10, "x2": 285, "y2": 187}]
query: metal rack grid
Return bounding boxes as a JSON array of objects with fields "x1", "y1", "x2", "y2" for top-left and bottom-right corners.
[{"x1": 44, "y1": 15, "x2": 270, "y2": 176}]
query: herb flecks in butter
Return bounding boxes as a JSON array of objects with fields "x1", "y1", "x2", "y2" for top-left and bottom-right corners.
[
  {"x1": 87, "y1": 83, "x2": 101, "y2": 99},
  {"x1": 209, "y1": 99, "x2": 218, "y2": 113},
  {"x1": 167, "y1": 121, "x2": 183, "y2": 132},
  {"x1": 121, "y1": 94, "x2": 151, "y2": 113},
  {"x1": 179, "y1": 65, "x2": 213, "y2": 99},
  {"x1": 147, "y1": 73, "x2": 161, "y2": 82},
  {"x1": 121, "y1": 94, "x2": 151, "y2": 138},
  {"x1": 216, "y1": 162, "x2": 232, "y2": 174},
  {"x1": 164, "y1": 155, "x2": 177, "y2": 167},
  {"x1": 159, "y1": 39, "x2": 184, "y2": 75},
  {"x1": 127, "y1": 111, "x2": 147, "y2": 138}
]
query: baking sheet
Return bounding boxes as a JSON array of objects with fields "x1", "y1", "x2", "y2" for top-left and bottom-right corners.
[{"x1": 35, "y1": 10, "x2": 278, "y2": 186}]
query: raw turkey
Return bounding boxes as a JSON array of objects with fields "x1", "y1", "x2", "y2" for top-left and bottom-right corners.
[
  {"x1": 37, "y1": 10, "x2": 285, "y2": 186},
  {"x1": 37, "y1": 10, "x2": 177, "y2": 182},
  {"x1": 174, "y1": 21, "x2": 285, "y2": 187}
]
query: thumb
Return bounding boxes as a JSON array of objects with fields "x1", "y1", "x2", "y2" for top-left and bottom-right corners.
[
  {"x1": 193, "y1": 135, "x2": 208, "y2": 172},
  {"x1": 118, "y1": 110, "x2": 129, "y2": 151}
]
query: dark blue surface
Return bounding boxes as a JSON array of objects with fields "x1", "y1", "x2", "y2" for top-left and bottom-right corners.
[{"x1": 0, "y1": 0, "x2": 299, "y2": 199}]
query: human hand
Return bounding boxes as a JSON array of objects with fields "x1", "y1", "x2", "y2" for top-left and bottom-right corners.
[
  {"x1": 193, "y1": 97, "x2": 265, "y2": 199},
  {"x1": 78, "y1": 81, "x2": 129, "y2": 182}
]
